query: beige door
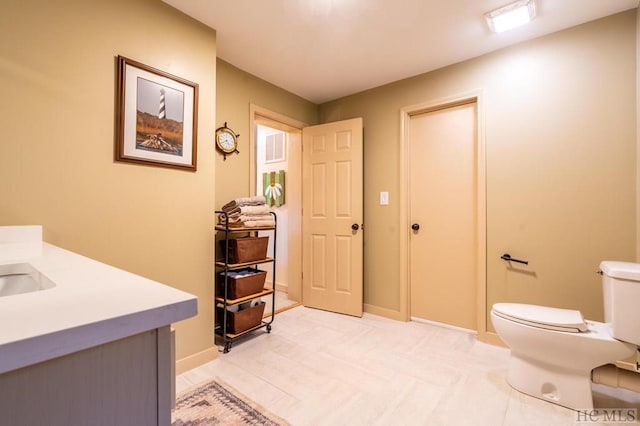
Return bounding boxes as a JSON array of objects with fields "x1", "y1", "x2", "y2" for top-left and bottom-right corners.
[
  {"x1": 302, "y1": 118, "x2": 363, "y2": 317},
  {"x1": 409, "y1": 102, "x2": 477, "y2": 330}
]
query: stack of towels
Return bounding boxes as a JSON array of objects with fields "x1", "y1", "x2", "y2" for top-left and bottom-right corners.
[{"x1": 219, "y1": 195, "x2": 275, "y2": 228}]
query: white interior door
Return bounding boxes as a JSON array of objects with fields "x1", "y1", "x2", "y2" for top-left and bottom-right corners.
[
  {"x1": 302, "y1": 118, "x2": 363, "y2": 317},
  {"x1": 409, "y1": 102, "x2": 477, "y2": 330}
]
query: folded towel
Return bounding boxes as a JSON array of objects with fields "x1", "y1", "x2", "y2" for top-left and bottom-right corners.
[
  {"x1": 224, "y1": 219, "x2": 276, "y2": 228},
  {"x1": 239, "y1": 205, "x2": 270, "y2": 215},
  {"x1": 239, "y1": 195, "x2": 266, "y2": 205},
  {"x1": 222, "y1": 206, "x2": 241, "y2": 216},
  {"x1": 240, "y1": 214, "x2": 273, "y2": 222},
  {"x1": 222, "y1": 196, "x2": 266, "y2": 211},
  {"x1": 220, "y1": 213, "x2": 273, "y2": 223},
  {"x1": 219, "y1": 208, "x2": 271, "y2": 223},
  {"x1": 219, "y1": 204, "x2": 270, "y2": 219},
  {"x1": 242, "y1": 219, "x2": 276, "y2": 228},
  {"x1": 219, "y1": 213, "x2": 273, "y2": 224}
]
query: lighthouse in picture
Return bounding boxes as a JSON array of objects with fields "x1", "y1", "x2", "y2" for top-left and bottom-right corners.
[{"x1": 158, "y1": 88, "x2": 166, "y2": 119}]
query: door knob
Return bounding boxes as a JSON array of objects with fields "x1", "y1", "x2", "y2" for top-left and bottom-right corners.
[
  {"x1": 411, "y1": 223, "x2": 420, "y2": 231},
  {"x1": 351, "y1": 223, "x2": 360, "y2": 231}
]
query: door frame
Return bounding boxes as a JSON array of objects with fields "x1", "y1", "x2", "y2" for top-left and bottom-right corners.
[
  {"x1": 398, "y1": 90, "x2": 491, "y2": 343},
  {"x1": 249, "y1": 104, "x2": 307, "y2": 303}
]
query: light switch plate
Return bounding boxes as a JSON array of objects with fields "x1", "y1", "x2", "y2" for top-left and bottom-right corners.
[{"x1": 379, "y1": 191, "x2": 389, "y2": 205}]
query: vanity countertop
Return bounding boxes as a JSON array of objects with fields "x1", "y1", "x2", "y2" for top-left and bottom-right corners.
[{"x1": 0, "y1": 226, "x2": 197, "y2": 375}]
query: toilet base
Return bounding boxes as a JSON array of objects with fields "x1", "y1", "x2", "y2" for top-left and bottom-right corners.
[{"x1": 507, "y1": 353, "x2": 594, "y2": 411}]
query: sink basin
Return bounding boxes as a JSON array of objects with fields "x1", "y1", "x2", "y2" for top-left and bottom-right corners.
[{"x1": 0, "y1": 263, "x2": 55, "y2": 297}]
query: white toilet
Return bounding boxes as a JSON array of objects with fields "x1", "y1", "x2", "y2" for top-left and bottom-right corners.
[{"x1": 491, "y1": 261, "x2": 640, "y2": 410}]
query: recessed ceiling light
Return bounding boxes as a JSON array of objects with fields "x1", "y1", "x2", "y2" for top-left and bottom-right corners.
[{"x1": 485, "y1": 0, "x2": 537, "y2": 33}]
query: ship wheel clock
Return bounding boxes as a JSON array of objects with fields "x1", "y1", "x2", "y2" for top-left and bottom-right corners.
[{"x1": 215, "y1": 122, "x2": 240, "y2": 160}]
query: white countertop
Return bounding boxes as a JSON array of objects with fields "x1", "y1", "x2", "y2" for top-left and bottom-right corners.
[{"x1": 0, "y1": 226, "x2": 198, "y2": 374}]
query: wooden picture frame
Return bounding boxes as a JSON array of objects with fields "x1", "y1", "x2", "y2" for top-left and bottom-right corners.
[{"x1": 115, "y1": 56, "x2": 198, "y2": 171}]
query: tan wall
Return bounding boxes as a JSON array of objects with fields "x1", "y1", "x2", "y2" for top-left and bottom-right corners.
[
  {"x1": 320, "y1": 11, "x2": 637, "y2": 327},
  {"x1": 0, "y1": 0, "x2": 217, "y2": 367},
  {"x1": 215, "y1": 59, "x2": 318, "y2": 209},
  {"x1": 637, "y1": 7, "x2": 640, "y2": 261}
]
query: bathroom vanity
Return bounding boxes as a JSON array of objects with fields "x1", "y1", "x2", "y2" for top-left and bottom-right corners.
[{"x1": 0, "y1": 226, "x2": 197, "y2": 426}]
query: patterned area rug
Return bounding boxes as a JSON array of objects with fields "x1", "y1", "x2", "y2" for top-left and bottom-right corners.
[{"x1": 172, "y1": 378, "x2": 290, "y2": 425}]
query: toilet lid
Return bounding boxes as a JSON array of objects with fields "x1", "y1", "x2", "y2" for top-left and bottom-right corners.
[{"x1": 492, "y1": 303, "x2": 588, "y2": 333}]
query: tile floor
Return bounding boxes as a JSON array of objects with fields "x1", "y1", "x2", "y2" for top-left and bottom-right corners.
[
  {"x1": 177, "y1": 306, "x2": 640, "y2": 425},
  {"x1": 261, "y1": 290, "x2": 300, "y2": 318}
]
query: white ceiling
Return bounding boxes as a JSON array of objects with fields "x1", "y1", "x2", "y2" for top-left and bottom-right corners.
[{"x1": 163, "y1": 0, "x2": 638, "y2": 104}]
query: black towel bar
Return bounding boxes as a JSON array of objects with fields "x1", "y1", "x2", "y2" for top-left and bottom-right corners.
[{"x1": 500, "y1": 253, "x2": 528, "y2": 265}]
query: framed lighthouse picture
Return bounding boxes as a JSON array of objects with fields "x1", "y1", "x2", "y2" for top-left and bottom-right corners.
[{"x1": 115, "y1": 56, "x2": 198, "y2": 171}]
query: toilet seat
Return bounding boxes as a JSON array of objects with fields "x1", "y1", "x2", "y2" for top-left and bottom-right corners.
[{"x1": 492, "y1": 303, "x2": 588, "y2": 333}]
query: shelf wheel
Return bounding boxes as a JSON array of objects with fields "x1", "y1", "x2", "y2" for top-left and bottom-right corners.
[{"x1": 266, "y1": 324, "x2": 272, "y2": 333}]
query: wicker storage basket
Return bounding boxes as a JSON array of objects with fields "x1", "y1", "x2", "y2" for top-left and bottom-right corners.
[
  {"x1": 216, "y1": 269, "x2": 267, "y2": 299},
  {"x1": 217, "y1": 302, "x2": 266, "y2": 334},
  {"x1": 220, "y1": 236, "x2": 269, "y2": 264}
]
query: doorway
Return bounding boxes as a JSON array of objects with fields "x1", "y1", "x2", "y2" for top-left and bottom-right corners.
[
  {"x1": 250, "y1": 105, "x2": 306, "y2": 313},
  {"x1": 399, "y1": 93, "x2": 487, "y2": 337},
  {"x1": 250, "y1": 106, "x2": 365, "y2": 317}
]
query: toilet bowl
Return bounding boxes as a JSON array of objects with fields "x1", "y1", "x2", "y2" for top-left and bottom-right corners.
[
  {"x1": 492, "y1": 304, "x2": 636, "y2": 410},
  {"x1": 491, "y1": 261, "x2": 640, "y2": 411}
]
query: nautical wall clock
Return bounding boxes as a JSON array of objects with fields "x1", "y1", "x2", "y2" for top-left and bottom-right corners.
[{"x1": 215, "y1": 122, "x2": 240, "y2": 160}]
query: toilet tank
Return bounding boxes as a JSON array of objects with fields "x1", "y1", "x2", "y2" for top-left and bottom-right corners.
[{"x1": 600, "y1": 261, "x2": 640, "y2": 346}]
